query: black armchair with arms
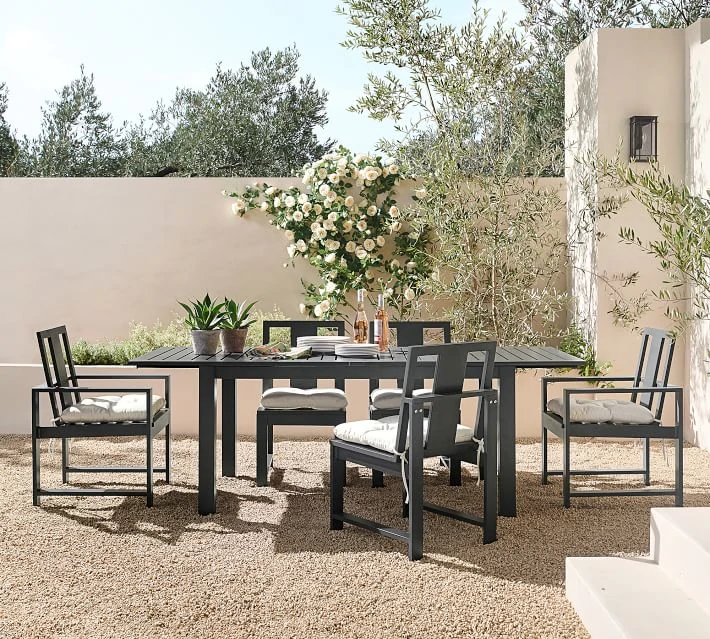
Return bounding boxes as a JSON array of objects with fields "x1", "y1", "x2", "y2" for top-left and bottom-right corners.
[
  {"x1": 541, "y1": 327, "x2": 683, "y2": 508},
  {"x1": 32, "y1": 326, "x2": 170, "y2": 507}
]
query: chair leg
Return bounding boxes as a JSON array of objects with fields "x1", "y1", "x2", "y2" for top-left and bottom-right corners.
[
  {"x1": 407, "y1": 458, "x2": 424, "y2": 561},
  {"x1": 146, "y1": 434, "x2": 154, "y2": 508},
  {"x1": 267, "y1": 423, "x2": 273, "y2": 458},
  {"x1": 562, "y1": 431, "x2": 571, "y2": 509},
  {"x1": 256, "y1": 415, "x2": 269, "y2": 487},
  {"x1": 165, "y1": 422, "x2": 171, "y2": 484},
  {"x1": 372, "y1": 470, "x2": 384, "y2": 488},
  {"x1": 32, "y1": 430, "x2": 40, "y2": 506},
  {"x1": 541, "y1": 425, "x2": 548, "y2": 485},
  {"x1": 643, "y1": 437, "x2": 651, "y2": 486},
  {"x1": 448, "y1": 458, "x2": 462, "y2": 486},
  {"x1": 675, "y1": 429, "x2": 684, "y2": 507},
  {"x1": 61, "y1": 438, "x2": 69, "y2": 484},
  {"x1": 330, "y1": 446, "x2": 345, "y2": 530}
]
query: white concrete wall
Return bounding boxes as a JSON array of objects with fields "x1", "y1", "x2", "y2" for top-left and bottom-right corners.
[
  {"x1": 684, "y1": 20, "x2": 710, "y2": 448},
  {"x1": 565, "y1": 23, "x2": 710, "y2": 443}
]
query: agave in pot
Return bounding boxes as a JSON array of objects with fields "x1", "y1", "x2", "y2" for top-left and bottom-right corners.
[
  {"x1": 178, "y1": 293, "x2": 225, "y2": 355},
  {"x1": 219, "y1": 299, "x2": 257, "y2": 353}
]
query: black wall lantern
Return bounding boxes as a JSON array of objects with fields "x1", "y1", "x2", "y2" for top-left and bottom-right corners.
[{"x1": 629, "y1": 115, "x2": 658, "y2": 162}]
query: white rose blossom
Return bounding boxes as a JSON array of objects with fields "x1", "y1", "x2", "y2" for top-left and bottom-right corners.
[
  {"x1": 337, "y1": 157, "x2": 348, "y2": 168},
  {"x1": 376, "y1": 235, "x2": 386, "y2": 247},
  {"x1": 311, "y1": 222, "x2": 320, "y2": 232},
  {"x1": 363, "y1": 238, "x2": 376, "y2": 251},
  {"x1": 356, "y1": 248, "x2": 368, "y2": 260},
  {"x1": 318, "y1": 183, "x2": 330, "y2": 197},
  {"x1": 287, "y1": 244, "x2": 297, "y2": 258},
  {"x1": 317, "y1": 228, "x2": 328, "y2": 239},
  {"x1": 284, "y1": 195, "x2": 296, "y2": 208},
  {"x1": 302, "y1": 202, "x2": 312, "y2": 213},
  {"x1": 299, "y1": 303, "x2": 307, "y2": 315},
  {"x1": 231, "y1": 200, "x2": 246, "y2": 215},
  {"x1": 389, "y1": 164, "x2": 399, "y2": 174},
  {"x1": 345, "y1": 241, "x2": 357, "y2": 253},
  {"x1": 328, "y1": 211, "x2": 338, "y2": 221},
  {"x1": 314, "y1": 303, "x2": 323, "y2": 317},
  {"x1": 325, "y1": 281, "x2": 337, "y2": 293},
  {"x1": 328, "y1": 173, "x2": 340, "y2": 184},
  {"x1": 406, "y1": 261, "x2": 417, "y2": 271},
  {"x1": 414, "y1": 187, "x2": 427, "y2": 199},
  {"x1": 296, "y1": 239, "x2": 307, "y2": 252},
  {"x1": 320, "y1": 299, "x2": 331, "y2": 312},
  {"x1": 298, "y1": 193, "x2": 309, "y2": 204},
  {"x1": 389, "y1": 206, "x2": 400, "y2": 217},
  {"x1": 285, "y1": 230, "x2": 295, "y2": 241},
  {"x1": 317, "y1": 167, "x2": 328, "y2": 179},
  {"x1": 260, "y1": 201, "x2": 270, "y2": 212},
  {"x1": 342, "y1": 220, "x2": 353, "y2": 232},
  {"x1": 326, "y1": 190, "x2": 337, "y2": 201},
  {"x1": 404, "y1": 288, "x2": 416, "y2": 301},
  {"x1": 293, "y1": 211, "x2": 303, "y2": 222},
  {"x1": 357, "y1": 220, "x2": 368, "y2": 231},
  {"x1": 325, "y1": 239, "x2": 340, "y2": 251},
  {"x1": 367, "y1": 205, "x2": 377, "y2": 216},
  {"x1": 273, "y1": 196, "x2": 281, "y2": 208},
  {"x1": 344, "y1": 195, "x2": 355, "y2": 208},
  {"x1": 323, "y1": 220, "x2": 335, "y2": 231},
  {"x1": 324, "y1": 253, "x2": 337, "y2": 264},
  {"x1": 265, "y1": 187, "x2": 276, "y2": 196},
  {"x1": 313, "y1": 203, "x2": 323, "y2": 214}
]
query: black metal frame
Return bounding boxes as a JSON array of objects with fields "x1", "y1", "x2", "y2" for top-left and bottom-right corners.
[
  {"x1": 629, "y1": 115, "x2": 658, "y2": 162},
  {"x1": 256, "y1": 320, "x2": 346, "y2": 486},
  {"x1": 330, "y1": 341, "x2": 498, "y2": 561},
  {"x1": 541, "y1": 327, "x2": 682, "y2": 507},
  {"x1": 33, "y1": 326, "x2": 171, "y2": 507}
]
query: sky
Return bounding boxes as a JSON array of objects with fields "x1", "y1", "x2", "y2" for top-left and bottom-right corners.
[{"x1": 0, "y1": 0, "x2": 524, "y2": 153}]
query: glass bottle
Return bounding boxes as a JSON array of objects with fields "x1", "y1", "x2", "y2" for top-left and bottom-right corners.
[
  {"x1": 373, "y1": 293, "x2": 389, "y2": 352},
  {"x1": 353, "y1": 289, "x2": 368, "y2": 344}
]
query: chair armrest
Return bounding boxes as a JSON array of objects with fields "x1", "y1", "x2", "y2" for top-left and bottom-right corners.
[
  {"x1": 74, "y1": 374, "x2": 170, "y2": 406},
  {"x1": 563, "y1": 385, "x2": 682, "y2": 397},
  {"x1": 33, "y1": 384, "x2": 154, "y2": 394},
  {"x1": 541, "y1": 375, "x2": 635, "y2": 384},
  {"x1": 402, "y1": 388, "x2": 498, "y2": 409}
]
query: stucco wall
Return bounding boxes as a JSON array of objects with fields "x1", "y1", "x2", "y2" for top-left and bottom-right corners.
[
  {"x1": 565, "y1": 20, "x2": 710, "y2": 445},
  {"x1": 0, "y1": 176, "x2": 565, "y2": 438}
]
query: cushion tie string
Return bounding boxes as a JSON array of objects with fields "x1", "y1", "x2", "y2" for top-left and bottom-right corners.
[
  {"x1": 472, "y1": 436, "x2": 484, "y2": 485},
  {"x1": 394, "y1": 448, "x2": 409, "y2": 504}
]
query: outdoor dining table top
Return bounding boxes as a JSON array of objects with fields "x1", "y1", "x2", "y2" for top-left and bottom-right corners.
[{"x1": 130, "y1": 344, "x2": 583, "y2": 371}]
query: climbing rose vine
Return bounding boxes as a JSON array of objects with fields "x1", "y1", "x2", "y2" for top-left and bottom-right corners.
[{"x1": 224, "y1": 147, "x2": 431, "y2": 319}]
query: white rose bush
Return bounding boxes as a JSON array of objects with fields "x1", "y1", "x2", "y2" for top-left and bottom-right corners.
[{"x1": 225, "y1": 147, "x2": 431, "y2": 319}]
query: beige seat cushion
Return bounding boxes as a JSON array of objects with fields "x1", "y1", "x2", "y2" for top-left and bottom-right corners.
[
  {"x1": 547, "y1": 397, "x2": 655, "y2": 424},
  {"x1": 333, "y1": 415, "x2": 474, "y2": 453},
  {"x1": 60, "y1": 394, "x2": 166, "y2": 423},
  {"x1": 260, "y1": 387, "x2": 348, "y2": 410},
  {"x1": 370, "y1": 387, "x2": 431, "y2": 410}
]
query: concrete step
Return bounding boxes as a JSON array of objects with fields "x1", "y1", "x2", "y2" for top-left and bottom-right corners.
[
  {"x1": 566, "y1": 556, "x2": 710, "y2": 639},
  {"x1": 651, "y1": 507, "x2": 710, "y2": 616}
]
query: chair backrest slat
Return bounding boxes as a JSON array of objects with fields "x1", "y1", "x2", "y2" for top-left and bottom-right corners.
[
  {"x1": 632, "y1": 327, "x2": 675, "y2": 418},
  {"x1": 368, "y1": 321, "x2": 451, "y2": 392},
  {"x1": 262, "y1": 320, "x2": 345, "y2": 391},
  {"x1": 394, "y1": 341, "x2": 496, "y2": 457},
  {"x1": 37, "y1": 326, "x2": 81, "y2": 419}
]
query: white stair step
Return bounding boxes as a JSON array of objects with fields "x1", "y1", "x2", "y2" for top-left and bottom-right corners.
[
  {"x1": 651, "y1": 507, "x2": 710, "y2": 616},
  {"x1": 566, "y1": 556, "x2": 710, "y2": 639}
]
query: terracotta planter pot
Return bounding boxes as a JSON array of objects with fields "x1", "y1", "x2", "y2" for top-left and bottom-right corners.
[
  {"x1": 220, "y1": 328, "x2": 248, "y2": 354},
  {"x1": 191, "y1": 330, "x2": 221, "y2": 355}
]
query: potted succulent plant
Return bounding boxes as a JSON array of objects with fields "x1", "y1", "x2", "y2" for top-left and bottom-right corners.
[
  {"x1": 219, "y1": 298, "x2": 257, "y2": 353},
  {"x1": 179, "y1": 293, "x2": 225, "y2": 355}
]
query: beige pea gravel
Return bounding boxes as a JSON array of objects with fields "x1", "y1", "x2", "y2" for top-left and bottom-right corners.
[{"x1": 1, "y1": 435, "x2": 709, "y2": 639}]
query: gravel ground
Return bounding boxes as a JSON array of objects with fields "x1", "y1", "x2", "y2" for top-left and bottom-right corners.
[{"x1": 1, "y1": 434, "x2": 708, "y2": 639}]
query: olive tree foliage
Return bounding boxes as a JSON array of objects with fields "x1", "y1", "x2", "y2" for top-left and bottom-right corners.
[
  {"x1": 124, "y1": 47, "x2": 333, "y2": 177},
  {"x1": 595, "y1": 157, "x2": 710, "y2": 327},
  {"x1": 337, "y1": 0, "x2": 568, "y2": 345},
  {"x1": 0, "y1": 83, "x2": 19, "y2": 176},
  {"x1": 17, "y1": 67, "x2": 126, "y2": 177},
  {"x1": 520, "y1": 0, "x2": 710, "y2": 176}
]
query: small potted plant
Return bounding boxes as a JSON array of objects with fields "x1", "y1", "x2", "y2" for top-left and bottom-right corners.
[
  {"x1": 220, "y1": 298, "x2": 257, "y2": 353},
  {"x1": 178, "y1": 293, "x2": 225, "y2": 355}
]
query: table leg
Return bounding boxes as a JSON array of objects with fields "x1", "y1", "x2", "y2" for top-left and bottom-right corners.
[
  {"x1": 198, "y1": 366, "x2": 217, "y2": 515},
  {"x1": 498, "y1": 369, "x2": 517, "y2": 517},
  {"x1": 222, "y1": 379, "x2": 236, "y2": 477}
]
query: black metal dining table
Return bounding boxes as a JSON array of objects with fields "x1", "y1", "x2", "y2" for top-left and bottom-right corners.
[{"x1": 130, "y1": 345, "x2": 583, "y2": 516}]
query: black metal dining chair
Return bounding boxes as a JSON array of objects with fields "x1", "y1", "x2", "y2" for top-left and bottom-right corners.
[
  {"x1": 256, "y1": 320, "x2": 347, "y2": 486},
  {"x1": 32, "y1": 326, "x2": 170, "y2": 507},
  {"x1": 541, "y1": 327, "x2": 683, "y2": 507},
  {"x1": 330, "y1": 341, "x2": 498, "y2": 560}
]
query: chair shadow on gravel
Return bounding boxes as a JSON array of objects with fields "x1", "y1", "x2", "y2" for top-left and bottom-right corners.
[
  {"x1": 270, "y1": 466, "x2": 710, "y2": 587},
  {"x1": 43, "y1": 484, "x2": 279, "y2": 545}
]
